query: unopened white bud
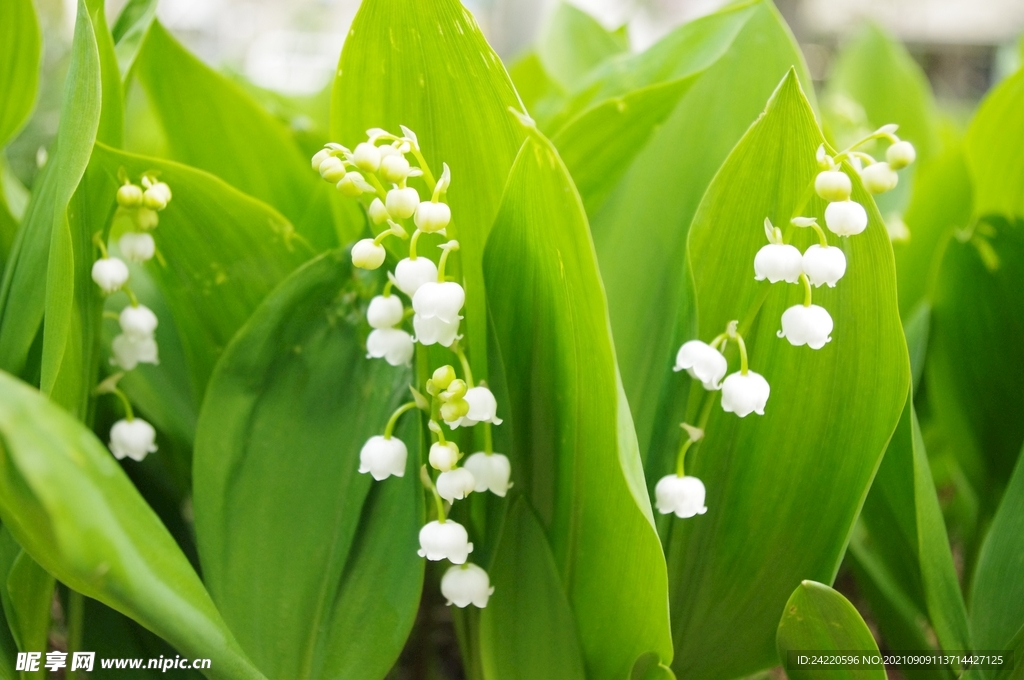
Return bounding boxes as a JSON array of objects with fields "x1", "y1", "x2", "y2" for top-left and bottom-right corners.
[
  {"x1": 351, "y1": 238, "x2": 386, "y2": 270},
  {"x1": 441, "y1": 564, "x2": 494, "y2": 608},
  {"x1": 111, "y1": 333, "x2": 159, "y2": 371},
  {"x1": 802, "y1": 245, "x2": 846, "y2": 288},
  {"x1": 429, "y1": 441, "x2": 460, "y2": 472},
  {"x1": 109, "y1": 418, "x2": 158, "y2": 461},
  {"x1": 824, "y1": 201, "x2": 868, "y2": 236},
  {"x1": 721, "y1": 371, "x2": 770, "y2": 417},
  {"x1": 418, "y1": 520, "x2": 473, "y2": 564},
  {"x1": 119, "y1": 232, "x2": 155, "y2": 263},
  {"x1": 353, "y1": 142, "x2": 381, "y2": 172},
  {"x1": 655, "y1": 474, "x2": 708, "y2": 518},
  {"x1": 673, "y1": 340, "x2": 727, "y2": 390},
  {"x1": 337, "y1": 172, "x2": 372, "y2": 197},
  {"x1": 463, "y1": 452, "x2": 512, "y2": 497},
  {"x1": 394, "y1": 257, "x2": 437, "y2": 296},
  {"x1": 311, "y1": 148, "x2": 332, "y2": 172},
  {"x1": 358, "y1": 435, "x2": 407, "y2": 480},
  {"x1": 386, "y1": 187, "x2": 420, "y2": 220},
  {"x1": 143, "y1": 186, "x2": 168, "y2": 210},
  {"x1": 119, "y1": 304, "x2": 158, "y2": 341},
  {"x1": 886, "y1": 141, "x2": 916, "y2": 170},
  {"x1": 136, "y1": 208, "x2": 159, "y2": 230},
  {"x1": 319, "y1": 156, "x2": 346, "y2": 183},
  {"x1": 860, "y1": 162, "x2": 898, "y2": 194},
  {"x1": 367, "y1": 295, "x2": 404, "y2": 329},
  {"x1": 366, "y1": 328, "x2": 414, "y2": 366},
  {"x1": 754, "y1": 244, "x2": 803, "y2": 284},
  {"x1": 116, "y1": 184, "x2": 143, "y2": 208},
  {"x1": 814, "y1": 170, "x2": 852, "y2": 202},
  {"x1": 414, "y1": 201, "x2": 451, "y2": 234},
  {"x1": 91, "y1": 257, "x2": 129, "y2": 294},
  {"x1": 778, "y1": 304, "x2": 833, "y2": 349},
  {"x1": 436, "y1": 468, "x2": 476, "y2": 502},
  {"x1": 380, "y1": 154, "x2": 411, "y2": 183},
  {"x1": 368, "y1": 198, "x2": 390, "y2": 225}
]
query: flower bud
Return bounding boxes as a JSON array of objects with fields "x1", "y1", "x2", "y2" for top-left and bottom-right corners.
[
  {"x1": 91, "y1": 257, "x2": 129, "y2": 294},
  {"x1": 366, "y1": 328, "x2": 414, "y2": 366},
  {"x1": 655, "y1": 474, "x2": 708, "y2": 518},
  {"x1": 886, "y1": 141, "x2": 916, "y2": 170},
  {"x1": 380, "y1": 153, "x2": 411, "y2": 183},
  {"x1": 358, "y1": 435, "x2": 407, "y2": 480},
  {"x1": 353, "y1": 142, "x2": 382, "y2": 173},
  {"x1": 319, "y1": 156, "x2": 346, "y2": 183},
  {"x1": 368, "y1": 198, "x2": 390, "y2": 225},
  {"x1": 116, "y1": 184, "x2": 143, "y2": 208},
  {"x1": 135, "y1": 207, "x2": 159, "y2": 231},
  {"x1": 413, "y1": 281, "x2": 465, "y2": 323},
  {"x1": 143, "y1": 186, "x2": 168, "y2": 210},
  {"x1": 311, "y1": 148, "x2": 332, "y2": 172},
  {"x1": 440, "y1": 398, "x2": 470, "y2": 423},
  {"x1": 395, "y1": 257, "x2": 438, "y2": 296},
  {"x1": 802, "y1": 244, "x2": 846, "y2": 288},
  {"x1": 109, "y1": 418, "x2": 158, "y2": 461},
  {"x1": 429, "y1": 441, "x2": 460, "y2": 472},
  {"x1": 149, "y1": 181, "x2": 172, "y2": 204},
  {"x1": 721, "y1": 371, "x2": 770, "y2": 417},
  {"x1": 432, "y1": 365, "x2": 457, "y2": 390},
  {"x1": 463, "y1": 452, "x2": 512, "y2": 497},
  {"x1": 814, "y1": 170, "x2": 852, "y2": 202},
  {"x1": 753, "y1": 243, "x2": 803, "y2": 284},
  {"x1": 441, "y1": 564, "x2": 494, "y2": 608},
  {"x1": 119, "y1": 232, "x2": 155, "y2": 263},
  {"x1": 777, "y1": 304, "x2": 833, "y2": 349},
  {"x1": 413, "y1": 314, "x2": 461, "y2": 347},
  {"x1": 436, "y1": 468, "x2": 476, "y2": 502},
  {"x1": 414, "y1": 201, "x2": 451, "y2": 233},
  {"x1": 386, "y1": 187, "x2": 420, "y2": 220},
  {"x1": 119, "y1": 304, "x2": 158, "y2": 341},
  {"x1": 111, "y1": 334, "x2": 159, "y2": 371},
  {"x1": 351, "y1": 238, "x2": 386, "y2": 270},
  {"x1": 673, "y1": 340, "x2": 727, "y2": 390},
  {"x1": 442, "y1": 379, "x2": 467, "y2": 400},
  {"x1": 860, "y1": 162, "x2": 898, "y2": 194},
  {"x1": 367, "y1": 294, "x2": 404, "y2": 329},
  {"x1": 824, "y1": 200, "x2": 868, "y2": 236},
  {"x1": 449, "y1": 386, "x2": 502, "y2": 429},
  {"x1": 418, "y1": 520, "x2": 473, "y2": 563},
  {"x1": 337, "y1": 172, "x2": 371, "y2": 197}
]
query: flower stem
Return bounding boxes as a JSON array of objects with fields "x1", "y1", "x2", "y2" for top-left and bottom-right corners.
[
  {"x1": 383, "y1": 277, "x2": 394, "y2": 297},
  {"x1": 420, "y1": 465, "x2": 447, "y2": 523},
  {"x1": 454, "y1": 343, "x2": 474, "y2": 388},
  {"x1": 92, "y1": 231, "x2": 109, "y2": 259},
  {"x1": 384, "y1": 401, "x2": 418, "y2": 439},
  {"x1": 410, "y1": 149, "x2": 437, "y2": 193},
  {"x1": 66, "y1": 590, "x2": 84, "y2": 680},
  {"x1": 726, "y1": 324, "x2": 749, "y2": 375},
  {"x1": 800, "y1": 273, "x2": 813, "y2": 307},
  {"x1": 483, "y1": 422, "x2": 494, "y2": 455},
  {"x1": 437, "y1": 241, "x2": 459, "y2": 281},
  {"x1": 124, "y1": 286, "x2": 139, "y2": 307},
  {"x1": 675, "y1": 437, "x2": 693, "y2": 477},
  {"x1": 112, "y1": 387, "x2": 134, "y2": 421},
  {"x1": 429, "y1": 418, "x2": 447, "y2": 444},
  {"x1": 409, "y1": 229, "x2": 422, "y2": 259},
  {"x1": 366, "y1": 173, "x2": 389, "y2": 201}
]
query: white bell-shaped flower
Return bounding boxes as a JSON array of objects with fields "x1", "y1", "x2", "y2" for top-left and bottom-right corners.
[
  {"x1": 441, "y1": 564, "x2": 495, "y2": 608},
  {"x1": 143, "y1": 186, "x2": 169, "y2": 211},
  {"x1": 814, "y1": 170, "x2": 852, "y2": 202},
  {"x1": 886, "y1": 141, "x2": 916, "y2": 170},
  {"x1": 119, "y1": 304, "x2": 158, "y2": 341},
  {"x1": 116, "y1": 184, "x2": 143, "y2": 207},
  {"x1": 655, "y1": 474, "x2": 708, "y2": 518},
  {"x1": 91, "y1": 257, "x2": 129, "y2": 294},
  {"x1": 351, "y1": 238, "x2": 386, "y2": 270},
  {"x1": 778, "y1": 304, "x2": 833, "y2": 349},
  {"x1": 436, "y1": 468, "x2": 476, "y2": 502},
  {"x1": 367, "y1": 295, "x2": 404, "y2": 329},
  {"x1": 311, "y1": 148, "x2": 331, "y2": 172},
  {"x1": 109, "y1": 418, "x2": 158, "y2": 462},
  {"x1": 754, "y1": 243, "x2": 803, "y2": 284},
  {"x1": 413, "y1": 281, "x2": 465, "y2": 323},
  {"x1": 414, "y1": 201, "x2": 452, "y2": 234},
  {"x1": 413, "y1": 314, "x2": 461, "y2": 347},
  {"x1": 366, "y1": 328, "x2": 414, "y2": 366},
  {"x1": 380, "y1": 154, "x2": 412, "y2": 183},
  {"x1": 386, "y1": 187, "x2": 420, "y2": 220},
  {"x1": 860, "y1": 162, "x2": 898, "y2": 194},
  {"x1": 394, "y1": 257, "x2": 438, "y2": 296},
  {"x1": 119, "y1": 232, "x2": 155, "y2": 263},
  {"x1": 450, "y1": 386, "x2": 503, "y2": 428},
  {"x1": 111, "y1": 334, "x2": 159, "y2": 371},
  {"x1": 353, "y1": 142, "x2": 381, "y2": 172},
  {"x1": 463, "y1": 452, "x2": 512, "y2": 497},
  {"x1": 673, "y1": 340, "x2": 727, "y2": 390},
  {"x1": 368, "y1": 198, "x2": 389, "y2": 225},
  {"x1": 721, "y1": 371, "x2": 770, "y2": 417},
  {"x1": 358, "y1": 435, "x2": 407, "y2": 480},
  {"x1": 802, "y1": 245, "x2": 846, "y2": 288},
  {"x1": 318, "y1": 155, "x2": 346, "y2": 183},
  {"x1": 418, "y1": 520, "x2": 473, "y2": 564},
  {"x1": 824, "y1": 201, "x2": 868, "y2": 236},
  {"x1": 147, "y1": 181, "x2": 172, "y2": 205},
  {"x1": 429, "y1": 441, "x2": 460, "y2": 472}
]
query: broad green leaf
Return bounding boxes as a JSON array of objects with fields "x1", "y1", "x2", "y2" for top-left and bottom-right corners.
[
  {"x1": 537, "y1": 3, "x2": 627, "y2": 91},
  {"x1": 331, "y1": 0, "x2": 524, "y2": 382},
  {"x1": 965, "y1": 67, "x2": 1024, "y2": 219},
  {"x1": 0, "y1": 371, "x2": 265, "y2": 680},
  {"x1": 479, "y1": 500, "x2": 586, "y2": 680},
  {"x1": 90, "y1": 143, "x2": 310, "y2": 402},
  {"x1": 134, "y1": 21, "x2": 344, "y2": 251},
  {"x1": 87, "y1": 0, "x2": 126, "y2": 148},
  {"x1": 776, "y1": 581, "x2": 884, "y2": 680},
  {"x1": 0, "y1": 0, "x2": 41, "y2": 147},
  {"x1": 508, "y1": 53, "x2": 565, "y2": 125},
  {"x1": 193, "y1": 251, "x2": 422, "y2": 680},
  {"x1": 0, "y1": 529, "x2": 51, "y2": 679},
  {"x1": 664, "y1": 72, "x2": 908, "y2": 678},
  {"x1": 992, "y1": 623, "x2": 1024, "y2": 680},
  {"x1": 111, "y1": 0, "x2": 158, "y2": 77},
  {"x1": 485, "y1": 132, "x2": 673, "y2": 679}
]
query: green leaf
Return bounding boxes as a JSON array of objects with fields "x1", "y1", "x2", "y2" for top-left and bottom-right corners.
[
  {"x1": 664, "y1": 72, "x2": 909, "y2": 678},
  {"x1": 111, "y1": 0, "x2": 157, "y2": 77},
  {"x1": 0, "y1": 529, "x2": 52, "y2": 680},
  {"x1": 0, "y1": 371, "x2": 265, "y2": 680},
  {"x1": 134, "y1": 21, "x2": 344, "y2": 251},
  {"x1": 0, "y1": 0, "x2": 41, "y2": 148},
  {"x1": 479, "y1": 500, "x2": 587, "y2": 680},
  {"x1": 965, "y1": 67, "x2": 1024, "y2": 220},
  {"x1": 537, "y1": 3, "x2": 627, "y2": 91},
  {"x1": 330, "y1": 0, "x2": 524, "y2": 382},
  {"x1": 192, "y1": 251, "x2": 422, "y2": 680},
  {"x1": 776, "y1": 581, "x2": 884, "y2": 680},
  {"x1": 484, "y1": 131, "x2": 673, "y2": 679},
  {"x1": 508, "y1": 53, "x2": 565, "y2": 124}
]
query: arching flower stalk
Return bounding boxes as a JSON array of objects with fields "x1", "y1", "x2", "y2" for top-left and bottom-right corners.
[{"x1": 317, "y1": 127, "x2": 506, "y2": 609}]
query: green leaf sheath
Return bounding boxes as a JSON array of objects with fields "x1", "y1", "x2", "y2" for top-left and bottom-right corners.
[
  {"x1": 193, "y1": 251, "x2": 422, "y2": 680},
  {"x1": 0, "y1": 372, "x2": 265, "y2": 680},
  {"x1": 485, "y1": 133, "x2": 673, "y2": 679},
  {"x1": 776, "y1": 581, "x2": 884, "y2": 680},
  {"x1": 665, "y1": 72, "x2": 909, "y2": 679}
]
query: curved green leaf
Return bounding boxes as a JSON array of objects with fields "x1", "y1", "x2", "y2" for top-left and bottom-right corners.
[
  {"x1": 0, "y1": 0, "x2": 41, "y2": 148},
  {"x1": 111, "y1": 0, "x2": 157, "y2": 77},
  {"x1": 0, "y1": 371, "x2": 265, "y2": 680},
  {"x1": 485, "y1": 132, "x2": 673, "y2": 679},
  {"x1": 664, "y1": 72, "x2": 908, "y2": 678},
  {"x1": 0, "y1": 529, "x2": 51, "y2": 679},
  {"x1": 776, "y1": 581, "x2": 883, "y2": 680},
  {"x1": 193, "y1": 251, "x2": 422, "y2": 680},
  {"x1": 538, "y1": 3, "x2": 627, "y2": 91},
  {"x1": 965, "y1": 67, "x2": 1024, "y2": 220}
]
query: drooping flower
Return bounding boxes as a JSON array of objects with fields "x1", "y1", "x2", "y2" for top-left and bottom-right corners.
[
  {"x1": 386, "y1": 187, "x2": 420, "y2": 220},
  {"x1": 429, "y1": 441, "x2": 460, "y2": 472},
  {"x1": 119, "y1": 232, "x2": 155, "y2": 263},
  {"x1": 673, "y1": 340, "x2": 727, "y2": 390},
  {"x1": 441, "y1": 564, "x2": 495, "y2": 608},
  {"x1": 418, "y1": 520, "x2": 473, "y2": 563},
  {"x1": 886, "y1": 141, "x2": 916, "y2": 170},
  {"x1": 109, "y1": 418, "x2": 158, "y2": 462},
  {"x1": 436, "y1": 468, "x2": 476, "y2": 502},
  {"x1": 358, "y1": 435, "x2": 407, "y2": 480},
  {"x1": 754, "y1": 243, "x2": 803, "y2": 284},
  {"x1": 778, "y1": 304, "x2": 833, "y2": 349},
  {"x1": 824, "y1": 200, "x2": 868, "y2": 236},
  {"x1": 366, "y1": 328, "x2": 414, "y2": 366},
  {"x1": 463, "y1": 452, "x2": 512, "y2": 497},
  {"x1": 449, "y1": 386, "x2": 502, "y2": 428},
  {"x1": 413, "y1": 314, "x2": 461, "y2": 347},
  {"x1": 380, "y1": 153, "x2": 412, "y2": 183},
  {"x1": 413, "y1": 281, "x2": 465, "y2": 323},
  {"x1": 814, "y1": 170, "x2": 852, "y2": 202},
  {"x1": 351, "y1": 238, "x2": 386, "y2": 270},
  {"x1": 352, "y1": 142, "x2": 382, "y2": 173},
  {"x1": 720, "y1": 371, "x2": 770, "y2": 417},
  {"x1": 311, "y1": 148, "x2": 332, "y2": 172},
  {"x1": 394, "y1": 257, "x2": 438, "y2": 296},
  {"x1": 143, "y1": 184, "x2": 170, "y2": 210},
  {"x1": 654, "y1": 475, "x2": 708, "y2": 518},
  {"x1": 116, "y1": 183, "x2": 143, "y2": 207},
  {"x1": 337, "y1": 172, "x2": 374, "y2": 197},
  {"x1": 111, "y1": 334, "x2": 159, "y2": 371},
  {"x1": 860, "y1": 162, "x2": 898, "y2": 194},
  {"x1": 414, "y1": 201, "x2": 452, "y2": 233},
  {"x1": 318, "y1": 155, "x2": 346, "y2": 183},
  {"x1": 119, "y1": 304, "x2": 158, "y2": 341},
  {"x1": 91, "y1": 257, "x2": 130, "y2": 294},
  {"x1": 802, "y1": 244, "x2": 847, "y2": 288},
  {"x1": 366, "y1": 295, "x2": 404, "y2": 329},
  {"x1": 368, "y1": 198, "x2": 390, "y2": 225}
]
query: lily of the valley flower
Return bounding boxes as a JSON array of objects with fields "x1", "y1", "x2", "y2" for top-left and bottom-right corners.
[
  {"x1": 413, "y1": 281, "x2": 465, "y2": 323},
  {"x1": 358, "y1": 435, "x2": 408, "y2": 480},
  {"x1": 353, "y1": 142, "x2": 382, "y2": 173},
  {"x1": 111, "y1": 334, "x2": 159, "y2": 371},
  {"x1": 386, "y1": 186, "x2": 420, "y2": 220},
  {"x1": 449, "y1": 386, "x2": 502, "y2": 428},
  {"x1": 673, "y1": 340, "x2": 727, "y2": 390},
  {"x1": 119, "y1": 232, "x2": 155, "y2": 263},
  {"x1": 814, "y1": 169, "x2": 852, "y2": 202},
  {"x1": 441, "y1": 564, "x2": 495, "y2": 608},
  {"x1": 824, "y1": 200, "x2": 868, "y2": 236},
  {"x1": 92, "y1": 257, "x2": 130, "y2": 294},
  {"x1": 366, "y1": 328, "x2": 414, "y2": 366},
  {"x1": 778, "y1": 304, "x2": 833, "y2": 349},
  {"x1": 436, "y1": 468, "x2": 476, "y2": 502},
  {"x1": 755, "y1": 218, "x2": 802, "y2": 283},
  {"x1": 413, "y1": 314, "x2": 461, "y2": 347},
  {"x1": 463, "y1": 452, "x2": 512, "y2": 497},
  {"x1": 119, "y1": 304, "x2": 158, "y2": 341},
  {"x1": 418, "y1": 520, "x2": 473, "y2": 563},
  {"x1": 394, "y1": 257, "x2": 438, "y2": 296},
  {"x1": 367, "y1": 295, "x2": 404, "y2": 329},
  {"x1": 368, "y1": 198, "x2": 389, "y2": 225},
  {"x1": 886, "y1": 141, "x2": 916, "y2": 170},
  {"x1": 319, "y1": 155, "x2": 346, "y2": 183},
  {"x1": 109, "y1": 418, "x2": 158, "y2": 462},
  {"x1": 655, "y1": 474, "x2": 708, "y2": 518},
  {"x1": 414, "y1": 201, "x2": 451, "y2": 233},
  {"x1": 380, "y1": 153, "x2": 412, "y2": 183},
  {"x1": 116, "y1": 183, "x2": 143, "y2": 207},
  {"x1": 720, "y1": 371, "x2": 770, "y2": 417},
  {"x1": 351, "y1": 238, "x2": 386, "y2": 270},
  {"x1": 429, "y1": 441, "x2": 460, "y2": 472},
  {"x1": 860, "y1": 162, "x2": 898, "y2": 194},
  {"x1": 802, "y1": 244, "x2": 847, "y2": 288}
]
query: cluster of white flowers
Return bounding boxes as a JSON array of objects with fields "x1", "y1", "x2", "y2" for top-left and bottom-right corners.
[
  {"x1": 656, "y1": 126, "x2": 916, "y2": 521},
  {"x1": 318, "y1": 128, "x2": 509, "y2": 610},
  {"x1": 91, "y1": 174, "x2": 172, "y2": 463}
]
